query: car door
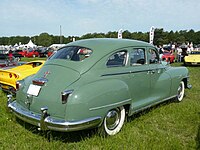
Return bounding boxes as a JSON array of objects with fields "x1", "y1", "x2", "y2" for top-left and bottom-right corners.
[
  {"x1": 127, "y1": 47, "x2": 152, "y2": 111},
  {"x1": 147, "y1": 48, "x2": 171, "y2": 102}
]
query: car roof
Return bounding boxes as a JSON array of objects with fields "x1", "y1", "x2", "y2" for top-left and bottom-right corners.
[
  {"x1": 47, "y1": 38, "x2": 154, "y2": 74},
  {"x1": 67, "y1": 38, "x2": 152, "y2": 57}
]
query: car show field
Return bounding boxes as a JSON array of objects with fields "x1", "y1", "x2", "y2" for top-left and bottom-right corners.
[
  {"x1": 1, "y1": 0, "x2": 200, "y2": 148},
  {"x1": 0, "y1": 51, "x2": 199, "y2": 149},
  {"x1": 6, "y1": 38, "x2": 191, "y2": 136}
]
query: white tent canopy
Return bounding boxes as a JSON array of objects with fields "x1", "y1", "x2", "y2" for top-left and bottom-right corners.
[
  {"x1": 14, "y1": 43, "x2": 18, "y2": 47},
  {"x1": 25, "y1": 40, "x2": 37, "y2": 48}
]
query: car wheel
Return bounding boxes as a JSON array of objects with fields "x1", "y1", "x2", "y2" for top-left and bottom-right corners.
[
  {"x1": 176, "y1": 81, "x2": 185, "y2": 102},
  {"x1": 183, "y1": 60, "x2": 187, "y2": 66},
  {"x1": 33, "y1": 55, "x2": 36, "y2": 58},
  {"x1": 101, "y1": 106, "x2": 125, "y2": 136}
]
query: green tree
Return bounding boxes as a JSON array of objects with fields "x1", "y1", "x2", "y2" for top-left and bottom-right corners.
[
  {"x1": 1, "y1": 29, "x2": 200, "y2": 47},
  {"x1": 37, "y1": 33, "x2": 53, "y2": 47},
  {"x1": 123, "y1": 30, "x2": 132, "y2": 39},
  {"x1": 105, "y1": 31, "x2": 117, "y2": 38}
]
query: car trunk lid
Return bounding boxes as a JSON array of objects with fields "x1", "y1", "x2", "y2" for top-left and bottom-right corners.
[{"x1": 17, "y1": 63, "x2": 80, "y2": 119}]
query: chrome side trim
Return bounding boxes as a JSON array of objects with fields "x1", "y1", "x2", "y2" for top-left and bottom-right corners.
[
  {"x1": 8, "y1": 101, "x2": 102, "y2": 132},
  {"x1": 89, "y1": 98, "x2": 131, "y2": 111},
  {"x1": 101, "y1": 67, "x2": 166, "y2": 77}
]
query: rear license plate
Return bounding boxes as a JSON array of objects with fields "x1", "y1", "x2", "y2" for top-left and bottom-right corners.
[{"x1": 27, "y1": 84, "x2": 41, "y2": 96}]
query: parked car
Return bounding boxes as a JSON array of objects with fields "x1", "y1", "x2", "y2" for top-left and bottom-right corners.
[
  {"x1": 25, "y1": 49, "x2": 39, "y2": 57},
  {"x1": 38, "y1": 48, "x2": 54, "y2": 57},
  {"x1": 7, "y1": 38, "x2": 191, "y2": 136},
  {"x1": 184, "y1": 50, "x2": 200, "y2": 66},
  {"x1": 0, "y1": 54, "x2": 19, "y2": 68},
  {"x1": 0, "y1": 49, "x2": 8, "y2": 54},
  {"x1": 162, "y1": 51, "x2": 175, "y2": 63},
  {"x1": 12, "y1": 50, "x2": 26, "y2": 59},
  {"x1": 0, "y1": 60, "x2": 45, "y2": 93},
  {"x1": 36, "y1": 47, "x2": 47, "y2": 57},
  {"x1": 0, "y1": 53, "x2": 8, "y2": 60}
]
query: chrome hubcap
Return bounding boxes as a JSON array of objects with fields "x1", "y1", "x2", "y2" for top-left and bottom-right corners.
[{"x1": 105, "y1": 109, "x2": 120, "y2": 130}]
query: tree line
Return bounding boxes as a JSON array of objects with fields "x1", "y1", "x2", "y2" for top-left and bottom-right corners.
[{"x1": 0, "y1": 28, "x2": 200, "y2": 47}]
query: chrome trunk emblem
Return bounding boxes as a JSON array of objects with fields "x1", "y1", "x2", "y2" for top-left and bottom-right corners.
[{"x1": 43, "y1": 71, "x2": 50, "y2": 78}]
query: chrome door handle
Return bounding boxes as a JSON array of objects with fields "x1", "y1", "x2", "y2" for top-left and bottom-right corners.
[{"x1": 147, "y1": 70, "x2": 155, "y2": 74}]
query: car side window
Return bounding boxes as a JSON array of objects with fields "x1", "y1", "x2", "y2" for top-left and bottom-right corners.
[
  {"x1": 130, "y1": 48, "x2": 145, "y2": 65},
  {"x1": 148, "y1": 49, "x2": 159, "y2": 64},
  {"x1": 106, "y1": 50, "x2": 127, "y2": 67}
]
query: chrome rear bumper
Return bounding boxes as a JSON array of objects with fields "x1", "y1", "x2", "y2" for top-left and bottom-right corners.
[{"x1": 8, "y1": 100, "x2": 102, "y2": 132}]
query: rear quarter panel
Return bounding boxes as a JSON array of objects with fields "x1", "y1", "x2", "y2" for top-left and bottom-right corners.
[{"x1": 65, "y1": 78, "x2": 131, "y2": 121}]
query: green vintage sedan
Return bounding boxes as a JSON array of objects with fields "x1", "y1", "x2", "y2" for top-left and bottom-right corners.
[{"x1": 7, "y1": 38, "x2": 191, "y2": 136}]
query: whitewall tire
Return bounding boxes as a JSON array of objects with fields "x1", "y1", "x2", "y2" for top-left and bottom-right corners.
[
  {"x1": 176, "y1": 81, "x2": 185, "y2": 102},
  {"x1": 103, "y1": 106, "x2": 125, "y2": 136}
]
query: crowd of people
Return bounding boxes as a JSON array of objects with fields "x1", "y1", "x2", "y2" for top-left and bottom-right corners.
[{"x1": 158, "y1": 42, "x2": 197, "y2": 62}]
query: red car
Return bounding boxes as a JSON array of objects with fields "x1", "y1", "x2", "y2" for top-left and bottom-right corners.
[
  {"x1": 38, "y1": 48, "x2": 55, "y2": 58},
  {"x1": 47, "y1": 49, "x2": 54, "y2": 57},
  {"x1": 25, "y1": 49, "x2": 39, "y2": 57},
  {"x1": 13, "y1": 50, "x2": 27, "y2": 57},
  {"x1": 162, "y1": 52, "x2": 175, "y2": 63}
]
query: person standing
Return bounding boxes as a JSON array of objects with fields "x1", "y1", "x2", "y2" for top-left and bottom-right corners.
[{"x1": 8, "y1": 50, "x2": 13, "y2": 61}]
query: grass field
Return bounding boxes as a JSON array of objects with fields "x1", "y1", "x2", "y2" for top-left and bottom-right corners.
[
  {"x1": 20, "y1": 57, "x2": 47, "y2": 62},
  {"x1": 0, "y1": 60, "x2": 199, "y2": 150}
]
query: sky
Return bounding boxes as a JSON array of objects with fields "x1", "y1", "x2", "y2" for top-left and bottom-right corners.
[{"x1": 1, "y1": 0, "x2": 200, "y2": 37}]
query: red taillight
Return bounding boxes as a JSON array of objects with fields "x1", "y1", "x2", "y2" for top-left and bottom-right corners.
[
  {"x1": 9, "y1": 73, "x2": 12, "y2": 78},
  {"x1": 32, "y1": 80, "x2": 45, "y2": 86},
  {"x1": 14, "y1": 74, "x2": 18, "y2": 79},
  {"x1": 61, "y1": 90, "x2": 73, "y2": 104},
  {"x1": 32, "y1": 77, "x2": 48, "y2": 86}
]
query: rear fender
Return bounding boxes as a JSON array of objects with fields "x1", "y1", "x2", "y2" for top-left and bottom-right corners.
[
  {"x1": 166, "y1": 67, "x2": 189, "y2": 95},
  {"x1": 65, "y1": 79, "x2": 131, "y2": 121}
]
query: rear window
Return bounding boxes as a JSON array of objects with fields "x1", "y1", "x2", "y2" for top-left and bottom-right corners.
[{"x1": 50, "y1": 46, "x2": 92, "y2": 61}]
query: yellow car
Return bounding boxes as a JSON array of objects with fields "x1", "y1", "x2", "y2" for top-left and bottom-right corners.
[
  {"x1": 184, "y1": 51, "x2": 200, "y2": 66},
  {"x1": 0, "y1": 60, "x2": 45, "y2": 93}
]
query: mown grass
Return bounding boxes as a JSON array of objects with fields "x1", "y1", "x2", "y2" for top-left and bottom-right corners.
[
  {"x1": 20, "y1": 57, "x2": 47, "y2": 62},
  {"x1": 0, "y1": 61, "x2": 199, "y2": 150}
]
